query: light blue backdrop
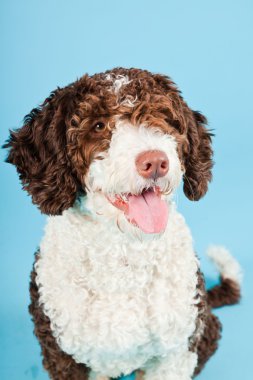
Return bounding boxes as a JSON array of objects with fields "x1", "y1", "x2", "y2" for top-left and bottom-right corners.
[{"x1": 1, "y1": 1, "x2": 252, "y2": 379}]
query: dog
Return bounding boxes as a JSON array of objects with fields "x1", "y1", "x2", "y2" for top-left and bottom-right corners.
[{"x1": 4, "y1": 68, "x2": 241, "y2": 380}]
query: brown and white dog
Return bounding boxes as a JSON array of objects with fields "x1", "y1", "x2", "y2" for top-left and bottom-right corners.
[{"x1": 4, "y1": 68, "x2": 241, "y2": 380}]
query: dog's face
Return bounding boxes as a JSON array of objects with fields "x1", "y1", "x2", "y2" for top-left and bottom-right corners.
[
  {"x1": 4, "y1": 68, "x2": 213, "y2": 235},
  {"x1": 85, "y1": 121, "x2": 182, "y2": 235}
]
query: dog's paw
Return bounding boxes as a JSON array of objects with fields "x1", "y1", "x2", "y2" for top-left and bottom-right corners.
[
  {"x1": 135, "y1": 370, "x2": 145, "y2": 380},
  {"x1": 89, "y1": 371, "x2": 110, "y2": 380}
]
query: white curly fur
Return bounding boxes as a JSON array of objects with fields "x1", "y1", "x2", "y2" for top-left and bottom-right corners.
[
  {"x1": 105, "y1": 74, "x2": 137, "y2": 107},
  {"x1": 35, "y1": 123, "x2": 200, "y2": 379},
  {"x1": 105, "y1": 73, "x2": 131, "y2": 94},
  {"x1": 86, "y1": 121, "x2": 181, "y2": 197},
  {"x1": 207, "y1": 245, "x2": 242, "y2": 284}
]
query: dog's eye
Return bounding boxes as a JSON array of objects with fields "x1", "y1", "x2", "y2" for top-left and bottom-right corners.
[{"x1": 93, "y1": 122, "x2": 106, "y2": 133}]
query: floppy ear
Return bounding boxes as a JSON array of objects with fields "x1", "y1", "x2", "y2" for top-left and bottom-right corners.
[
  {"x1": 4, "y1": 88, "x2": 82, "y2": 215},
  {"x1": 183, "y1": 111, "x2": 213, "y2": 201}
]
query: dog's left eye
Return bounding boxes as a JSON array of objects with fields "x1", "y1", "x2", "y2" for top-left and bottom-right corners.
[{"x1": 93, "y1": 122, "x2": 106, "y2": 133}]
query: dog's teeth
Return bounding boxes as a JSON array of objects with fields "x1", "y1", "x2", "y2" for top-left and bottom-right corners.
[{"x1": 117, "y1": 194, "x2": 126, "y2": 202}]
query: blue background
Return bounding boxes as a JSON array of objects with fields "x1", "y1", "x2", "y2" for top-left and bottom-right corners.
[{"x1": 1, "y1": 1, "x2": 252, "y2": 379}]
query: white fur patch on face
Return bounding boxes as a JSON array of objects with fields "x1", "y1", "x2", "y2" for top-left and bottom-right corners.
[{"x1": 85, "y1": 121, "x2": 182, "y2": 235}]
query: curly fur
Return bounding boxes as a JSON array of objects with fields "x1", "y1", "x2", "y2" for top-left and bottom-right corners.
[
  {"x1": 29, "y1": 261, "x2": 90, "y2": 379},
  {"x1": 4, "y1": 68, "x2": 213, "y2": 213},
  {"x1": 4, "y1": 67, "x2": 241, "y2": 380}
]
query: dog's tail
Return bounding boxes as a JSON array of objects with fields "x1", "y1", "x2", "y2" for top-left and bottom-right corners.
[{"x1": 207, "y1": 246, "x2": 242, "y2": 308}]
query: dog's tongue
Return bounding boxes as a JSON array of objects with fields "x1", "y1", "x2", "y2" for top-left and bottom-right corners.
[{"x1": 126, "y1": 190, "x2": 168, "y2": 234}]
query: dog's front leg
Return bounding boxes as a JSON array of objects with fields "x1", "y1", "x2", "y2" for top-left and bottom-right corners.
[{"x1": 142, "y1": 349, "x2": 197, "y2": 380}]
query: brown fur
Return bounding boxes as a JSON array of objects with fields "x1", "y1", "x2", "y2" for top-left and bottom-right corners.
[
  {"x1": 4, "y1": 68, "x2": 213, "y2": 214},
  {"x1": 193, "y1": 312, "x2": 222, "y2": 376},
  {"x1": 207, "y1": 278, "x2": 241, "y2": 308},
  {"x1": 190, "y1": 271, "x2": 222, "y2": 376},
  {"x1": 190, "y1": 272, "x2": 241, "y2": 376}
]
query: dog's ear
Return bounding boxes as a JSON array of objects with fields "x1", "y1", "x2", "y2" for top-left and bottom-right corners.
[
  {"x1": 183, "y1": 111, "x2": 213, "y2": 201},
  {"x1": 4, "y1": 88, "x2": 82, "y2": 215}
]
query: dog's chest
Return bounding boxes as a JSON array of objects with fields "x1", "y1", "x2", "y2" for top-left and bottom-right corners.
[{"x1": 36, "y1": 207, "x2": 199, "y2": 376}]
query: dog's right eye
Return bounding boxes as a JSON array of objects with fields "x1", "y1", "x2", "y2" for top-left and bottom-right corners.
[{"x1": 92, "y1": 122, "x2": 106, "y2": 133}]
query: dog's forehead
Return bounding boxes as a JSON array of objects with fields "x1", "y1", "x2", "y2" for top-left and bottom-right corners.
[
  {"x1": 69, "y1": 69, "x2": 189, "y2": 142},
  {"x1": 69, "y1": 68, "x2": 193, "y2": 142}
]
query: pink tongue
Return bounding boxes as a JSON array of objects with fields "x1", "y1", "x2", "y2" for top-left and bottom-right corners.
[{"x1": 126, "y1": 190, "x2": 168, "y2": 234}]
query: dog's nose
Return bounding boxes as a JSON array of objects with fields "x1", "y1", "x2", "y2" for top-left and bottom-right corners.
[{"x1": 135, "y1": 150, "x2": 169, "y2": 179}]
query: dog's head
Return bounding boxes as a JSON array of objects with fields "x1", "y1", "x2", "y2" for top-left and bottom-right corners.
[{"x1": 4, "y1": 68, "x2": 213, "y2": 234}]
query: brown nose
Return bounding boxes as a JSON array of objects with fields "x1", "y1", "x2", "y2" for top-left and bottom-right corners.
[{"x1": 135, "y1": 150, "x2": 169, "y2": 179}]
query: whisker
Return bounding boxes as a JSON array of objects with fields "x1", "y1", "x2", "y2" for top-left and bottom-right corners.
[
  {"x1": 116, "y1": 216, "x2": 125, "y2": 233},
  {"x1": 163, "y1": 187, "x2": 172, "y2": 196}
]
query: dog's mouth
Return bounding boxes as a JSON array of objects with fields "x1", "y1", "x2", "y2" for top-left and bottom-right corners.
[{"x1": 107, "y1": 187, "x2": 168, "y2": 234}]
